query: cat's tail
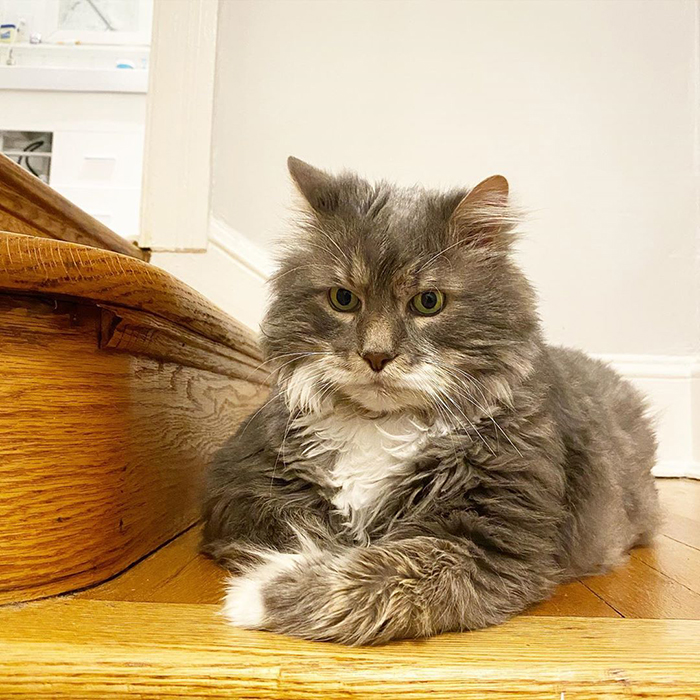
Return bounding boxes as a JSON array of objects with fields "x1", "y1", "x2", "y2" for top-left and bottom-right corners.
[{"x1": 222, "y1": 535, "x2": 554, "y2": 645}]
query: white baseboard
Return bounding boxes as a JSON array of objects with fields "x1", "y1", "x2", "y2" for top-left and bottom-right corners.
[
  {"x1": 154, "y1": 221, "x2": 700, "y2": 480},
  {"x1": 651, "y1": 461, "x2": 700, "y2": 480},
  {"x1": 599, "y1": 355, "x2": 700, "y2": 480}
]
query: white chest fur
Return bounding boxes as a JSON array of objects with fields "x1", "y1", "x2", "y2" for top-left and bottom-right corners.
[{"x1": 296, "y1": 412, "x2": 445, "y2": 540}]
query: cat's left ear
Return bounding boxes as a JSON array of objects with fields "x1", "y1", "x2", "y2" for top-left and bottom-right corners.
[
  {"x1": 287, "y1": 156, "x2": 341, "y2": 214},
  {"x1": 449, "y1": 175, "x2": 515, "y2": 250}
]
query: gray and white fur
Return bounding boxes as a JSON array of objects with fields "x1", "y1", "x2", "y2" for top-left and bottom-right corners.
[{"x1": 202, "y1": 157, "x2": 659, "y2": 645}]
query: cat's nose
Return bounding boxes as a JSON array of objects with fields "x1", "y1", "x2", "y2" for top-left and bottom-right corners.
[{"x1": 361, "y1": 352, "x2": 396, "y2": 372}]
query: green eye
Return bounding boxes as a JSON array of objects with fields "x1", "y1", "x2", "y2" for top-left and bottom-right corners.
[
  {"x1": 411, "y1": 290, "x2": 445, "y2": 316},
  {"x1": 329, "y1": 287, "x2": 360, "y2": 312}
]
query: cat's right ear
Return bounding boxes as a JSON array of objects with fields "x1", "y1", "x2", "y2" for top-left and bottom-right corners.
[
  {"x1": 287, "y1": 157, "x2": 339, "y2": 214},
  {"x1": 449, "y1": 175, "x2": 516, "y2": 250}
]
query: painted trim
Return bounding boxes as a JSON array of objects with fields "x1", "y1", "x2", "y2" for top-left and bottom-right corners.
[
  {"x1": 596, "y1": 354, "x2": 700, "y2": 379},
  {"x1": 149, "y1": 215, "x2": 272, "y2": 331},
  {"x1": 139, "y1": 0, "x2": 218, "y2": 251},
  {"x1": 209, "y1": 216, "x2": 274, "y2": 281},
  {"x1": 652, "y1": 460, "x2": 700, "y2": 480}
]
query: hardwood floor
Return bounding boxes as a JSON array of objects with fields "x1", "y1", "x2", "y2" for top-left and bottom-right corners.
[
  {"x1": 531, "y1": 479, "x2": 700, "y2": 619},
  {"x1": 2, "y1": 478, "x2": 700, "y2": 698}
]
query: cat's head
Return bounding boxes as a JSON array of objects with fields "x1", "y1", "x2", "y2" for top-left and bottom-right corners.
[{"x1": 261, "y1": 157, "x2": 540, "y2": 418}]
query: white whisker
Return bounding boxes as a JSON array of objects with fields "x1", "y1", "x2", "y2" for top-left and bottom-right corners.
[
  {"x1": 244, "y1": 351, "x2": 334, "y2": 381},
  {"x1": 415, "y1": 239, "x2": 466, "y2": 274},
  {"x1": 442, "y1": 365, "x2": 524, "y2": 458},
  {"x1": 434, "y1": 384, "x2": 496, "y2": 457}
]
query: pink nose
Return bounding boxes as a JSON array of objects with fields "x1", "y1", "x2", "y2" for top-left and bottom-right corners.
[{"x1": 362, "y1": 352, "x2": 396, "y2": 372}]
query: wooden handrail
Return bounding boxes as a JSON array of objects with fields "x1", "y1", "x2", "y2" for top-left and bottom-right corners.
[{"x1": 0, "y1": 153, "x2": 149, "y2": 261}]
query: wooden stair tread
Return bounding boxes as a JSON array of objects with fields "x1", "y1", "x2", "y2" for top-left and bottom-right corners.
[
  {"x1": 0, "y1": 231, "x2": 261, "y2": 361},
  {"x1": 77, "y1": 526, "x2": 227, "y2": 605},
  {"x1": 72, "y1": 479, "x2": 700, "y2": 618},
  {"x1": 2, "y1": 600, "x2": 699, "y2": 698},
  {"x1": 0, "y1": 235, "x2": 268, "y2": 604}
]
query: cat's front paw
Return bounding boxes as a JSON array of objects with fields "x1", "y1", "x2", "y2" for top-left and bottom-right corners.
[
  {"x1": 224, "y1": 548, "x2": 391, "y2": 644},
  {"x1": 223, "y1": 551, "x2": 304, "y2": 629}
]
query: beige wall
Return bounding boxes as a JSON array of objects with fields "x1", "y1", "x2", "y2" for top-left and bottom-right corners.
[{"x1": 211, "y1": 0, "x2": 700, "y2": 357}]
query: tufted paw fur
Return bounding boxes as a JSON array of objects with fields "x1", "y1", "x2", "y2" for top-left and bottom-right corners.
[{"x1": 223, "y1": 551, "x2": 305, "y2": 629}]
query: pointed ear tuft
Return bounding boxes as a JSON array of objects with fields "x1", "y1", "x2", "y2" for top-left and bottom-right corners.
[
  {"x1": 287, "y1": 156, "x2": 339, "y2": 214},
  {"x1": 449, "y1": 175, "x2": 515, "y2": 250},
  {"x1": 465, "y1": 174, "x2": 509, "y2": 204}
]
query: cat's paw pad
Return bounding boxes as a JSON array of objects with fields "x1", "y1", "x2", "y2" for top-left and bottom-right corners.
[{"x1": 223, "y1": 551, "x2": 304, "y2": 629}]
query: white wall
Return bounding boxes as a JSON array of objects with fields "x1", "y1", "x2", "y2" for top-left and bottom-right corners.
[
  {"x1": 204, "y1": 0, "x2": 700, "y2": 476},
  {"x1": 211, "y1": 0, "x2": 700, "y2": 360}
]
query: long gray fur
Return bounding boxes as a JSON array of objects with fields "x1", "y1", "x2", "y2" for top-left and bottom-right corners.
[{"x1": 202, "y1": 158, "x2": 659, "y2": 645}]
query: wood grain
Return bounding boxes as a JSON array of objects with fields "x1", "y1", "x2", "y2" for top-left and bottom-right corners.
[
  {"x1": 1, "y1": 600, "x2": 700, "y2": 699},
  {"x1": 77, "y1": 481, "x2": 700, "y2": 620},
  {"x1": 631, "y1": 534, "x2": 700, "y2": 597},
  {"x1": 78, "y1": 526, "x2": 226, "y2": 605},
  {"x1": 0, "y1": 153, "x2": 148, "y2": 260},
  {"x1": 100, "y1": 304, "x2": 271, "y2": 384},
  {"x1": 525, "y1": 580, "x2": 621, "y2": 618},
  {"x1": 657, "y1": 479, "x2": 700, "y2": 550},
  {"x1": 3, "y1": 480, "x2": 700, "y2": 695},
  {"x1": 583, "y1": 548, "x2": 700, "y2": 619},
  {"x1": 0, "y1": 231, "x2": 262, "y2": 361},
  {"x1": 0, "y1": 294, "x2": 266, "y2": 603},
  {"x1": 80, "y1": 526, "x2": 626, "y2": 614},
  {"x1": 657, "y1": 478, "x2": 700, "y2": 521},
  {"x1": 575, "y1": 481, "x2": 700, "y2": 619}
]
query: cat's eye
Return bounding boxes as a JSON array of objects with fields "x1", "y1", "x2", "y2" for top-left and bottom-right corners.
[
  {"x1": 411, "y1": 290, "x2": 445, "y2": 316},
  {"x1": 329, "y1": 287, "x2": 360, "y2": 312}
]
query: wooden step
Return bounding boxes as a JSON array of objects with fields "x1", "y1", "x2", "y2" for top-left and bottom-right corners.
[
  {"x1": 2, "y1": 597, "x2": 699, "y2": 698},
  {"x1": 0, "y1": 231, "x2": 269, "y2": 604}
]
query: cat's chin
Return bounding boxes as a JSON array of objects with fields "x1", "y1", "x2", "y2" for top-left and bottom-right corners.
[{"x1": 340, "y1": 384, "x2": 427, "y2": 415}]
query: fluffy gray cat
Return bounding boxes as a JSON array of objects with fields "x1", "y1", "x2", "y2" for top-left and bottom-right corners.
[{"x1": 202, "y1": 157, "x2": 659, "y2": 645}]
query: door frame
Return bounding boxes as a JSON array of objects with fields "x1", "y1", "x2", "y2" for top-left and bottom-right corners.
[{"x1": 139, "y1": 0, "x2": 218, "y2": 252}]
